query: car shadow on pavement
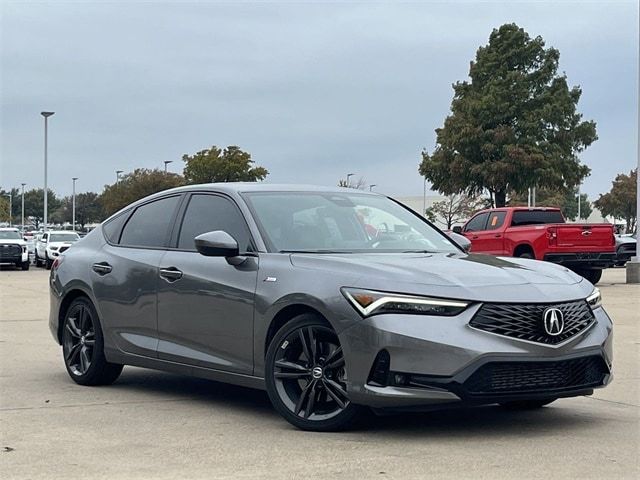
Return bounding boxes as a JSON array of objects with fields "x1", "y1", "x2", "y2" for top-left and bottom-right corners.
[{"x1": 107, "y1": 367, "x2": 606, "y2": 436}]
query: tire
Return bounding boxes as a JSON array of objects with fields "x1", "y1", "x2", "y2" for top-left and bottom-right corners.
[
  {"x1": 577, "y1": 269, "x2": 603, "y2": 285},
  {"x1": 45, "y1": 255, "x2": 53, "y2": 270},
  {"x1": 500, "y1": 399, "x2": 556, "y2": 410},
  {"x1": 21, "y1": 261, "x2": 29, "y2": 271},
  {"x1": 35, "y1": 253, "x2": 42, "y2": 267},
  {"x1": 265, "y1": 314, "x2": 362, "y2": 431},
  {"x1": 517, "y1": 252, "x2": 534, "y2": 259},
  {"x1": 61, "y1": 297, "x2": 123, "y2": 386}
]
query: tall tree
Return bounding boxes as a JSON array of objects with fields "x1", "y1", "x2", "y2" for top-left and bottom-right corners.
[
  {"x1": 20, "y1": 189, "x2": 62, "y2": 228},
  {"x1": 100, "y1": 168, "x2": 185, "y2": 217},
  {"x1": 425, "y1": 194, "x2": 487, "y2": 229},
  {"x1": 594, "y1": 169, "x2": 637, "y2": 233},
  {"x1": 419, "y1": 23, "x2": 597, "y2": 207},
  {"x1": 183, "y1": 145, "x2": 268, "y2": 184},
  {"x1": 0, "y1": 196, "x2": 9, "y2": 222}
]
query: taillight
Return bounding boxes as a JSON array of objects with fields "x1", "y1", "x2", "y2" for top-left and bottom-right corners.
[
  {"x1": 52, "y1": 256, "x2": 64, "y2": 270},
  {"x1": 547, "y1": 226, "x2": 557, "y2": 246}
]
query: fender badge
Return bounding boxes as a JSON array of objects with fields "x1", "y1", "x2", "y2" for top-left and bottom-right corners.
[{"x1": 264, "y1": 277, "x2": 277, "y2": 282}]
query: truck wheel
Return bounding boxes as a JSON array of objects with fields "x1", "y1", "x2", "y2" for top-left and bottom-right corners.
[
  {"x1": 21, "y1": 261, "x2": 29, "y2": 271},
  {"x1": 46, "y1": 257, "x2": 53, "y2": 270},
  {"x1": 579, "y1": 269, "x2": 602, "y2": 284},
  {"x1": 35, "y1": 254, "x2": 42, "y2": 267},
  {"x1": 517, "y1": 252, "x2": 534, "y2": 259}
]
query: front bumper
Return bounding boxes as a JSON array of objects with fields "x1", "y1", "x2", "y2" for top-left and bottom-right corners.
[{"x1": 339, "y1": 305, "x2": 613, "y2": 409}]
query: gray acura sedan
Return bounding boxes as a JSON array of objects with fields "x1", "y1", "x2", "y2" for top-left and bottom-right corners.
[{"x1": 49, "y1": 184, "x2": 613, "y2": 431}]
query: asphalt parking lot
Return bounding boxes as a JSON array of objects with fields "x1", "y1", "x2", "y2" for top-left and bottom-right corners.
[{"x1": 1, "y1": 267, "x2": 638, "y2": 479}]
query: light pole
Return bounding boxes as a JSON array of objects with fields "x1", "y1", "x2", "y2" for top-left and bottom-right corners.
[
  {"x1": 21, "y1": 183, "x2": 26, "y2": 230},
  {"x1": 41, "y1": 111, "x2": 55, "y2": 231},
  {"x1": 164, "y1": 160, "x2": 173, "y2": 173},
  {"x1": 577, "y1": 187, "x2": 581, "y2": 221},
  {"x1": 369, "y1": 184, "x2": 377, "y2": 192},
  {"x1": 116, "y1": 170, "x2": 123, "y2": 185},
  {"x1": 346, "y1": 173, "x2": 354, "y2": 187},
  {"x1": 72, "y1": 177, "x2": 78, "y2": 232},
  {"x1": 4, "y1": 193, "x2": 11, "y2": 226},
  {"x1": 423, "y1": 178, "x2": 427, "y2": 217}
]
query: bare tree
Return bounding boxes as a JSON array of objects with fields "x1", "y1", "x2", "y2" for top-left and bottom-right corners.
[
  {"x1": 425, "y1": 194, "x2": 485, "y2": 229},
  {"x1": 338, "y1": 176, "x2": 367, "y2": 190}
]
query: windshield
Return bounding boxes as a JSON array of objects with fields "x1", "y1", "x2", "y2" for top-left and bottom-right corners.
[
  {"x1": 49, "y1": 233, "x2": 80, "y2": 243},
  {"x1": 243, "y1": 192, "x2": 460, "y2": 254},
  {"x1": 0, "y1": 231, "x2": 22, "y2": 240}
]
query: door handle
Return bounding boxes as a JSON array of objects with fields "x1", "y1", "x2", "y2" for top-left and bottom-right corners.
[
  {"x1": 92, "y1": 262, "x2": 112, "y2": 275},
  {"x1": 472, "y1": 235, "x2": 479, "y2": 240},
  {"x1": 494, "y1": 234, "x2": 502, "y2": 238},
  {"x1": 159, "y1": 267, "x2": 183, "y2": 282}
]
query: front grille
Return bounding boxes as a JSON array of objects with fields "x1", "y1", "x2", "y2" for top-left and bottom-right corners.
[
  {"x1": 470, "y1": 300, "x2": 594, "y2": 345},
  {"x1": 0, "y1": 244, "x2": 22, "y2": 258},
  {"x1": 464, "y1": 356, "x2": 608, "y2": 396}
]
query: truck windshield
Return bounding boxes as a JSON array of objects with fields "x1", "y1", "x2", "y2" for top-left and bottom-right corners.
[
  {"x1": 511, "y1": 210, "x2": 565, "y2": 227},
  {"x1": 0, "y1": 231, "x2": 22, "y2": 240},
  {"x1": 49, "y1": 233, "x2": 80, "y2": 242},
  {"x1": 243, "y1": 192, "x2": 460, "y2": 254}
]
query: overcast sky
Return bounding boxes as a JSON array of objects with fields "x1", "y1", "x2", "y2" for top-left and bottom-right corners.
[{"x1": 1, "y1": 1, "x2": 638, "y2": 200}]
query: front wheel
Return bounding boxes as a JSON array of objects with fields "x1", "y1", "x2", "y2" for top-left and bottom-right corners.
[
  {"x1": 62, "y1": 297, "x2": 123, "y2": 386},
  {"x1": 21, "y1": 261, "x2": 29, "y2": 271},
  {"x1": 265, "y1": 314, "x2": 362, "y2": 431},
  {"x1": 576, "y1": 269, "x2": 603, "y2": 284}
]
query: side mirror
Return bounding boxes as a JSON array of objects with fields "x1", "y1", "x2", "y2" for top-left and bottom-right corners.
[
  {"x1": 452, "y1": 225, "x2": 463, "y2": 234},
  {"x1": 194, "y1": 231, "x2": 239, "y2": 258}
]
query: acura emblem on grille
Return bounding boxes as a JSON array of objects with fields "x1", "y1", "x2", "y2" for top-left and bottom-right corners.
[{"x1": 543, "y1": 308, "x2": 564, "y2": 336}]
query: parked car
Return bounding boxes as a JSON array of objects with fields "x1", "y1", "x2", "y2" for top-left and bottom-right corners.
[
  {"x1": 36, "y1": 231, "x2": 81, "y2": 269},
  {"x1": 49, "y1": 184, "x2": 613, "y2": 431},
  {"x1": 453, "y1": 207, "x2": 616, "y2": 284},
  {"x1": 0, "y1": 227, "x2": 29, "y2": 270},
  {"x1": 614, "y1": 234, "x2": 636, "y2": 266}
]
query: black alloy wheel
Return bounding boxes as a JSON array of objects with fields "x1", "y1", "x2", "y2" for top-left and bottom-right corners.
[
  {"x1": 265, "y1": 314, "x2": 362, "y2": 431},
  {"x1": 62, "y1": 297, "x2": 123, "y2": 385}
]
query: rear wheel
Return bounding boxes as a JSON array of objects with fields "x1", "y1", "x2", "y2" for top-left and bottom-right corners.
[
  {"x1": 62, "y1": 297, "x2": 123, "y2": 386},
  {"x1": 21, "y1": 261, "x2": 29, "y2": 271},
  {"x1": 516, "y1": 251, "x2": 534, "y2": 259},
  {"x1": 500, "y1": 399, "x2": 556, "y2": 410},
  {"x1": 265, "y1": 314, "x2": 362, "y2": 431}
]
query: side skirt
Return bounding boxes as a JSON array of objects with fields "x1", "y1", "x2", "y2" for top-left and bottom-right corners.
[{"x1": 106, "y1": 348, "x2": 266, "y2": 391}]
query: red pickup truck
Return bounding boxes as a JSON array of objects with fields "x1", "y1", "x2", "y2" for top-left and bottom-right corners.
[{"x1": 453, "y1": 207, "x2": 616, "y2": 284}]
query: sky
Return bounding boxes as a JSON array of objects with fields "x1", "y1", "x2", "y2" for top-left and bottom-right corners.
[{"x1": 0, "y1": 0, "x2": 638, "y2": 200}]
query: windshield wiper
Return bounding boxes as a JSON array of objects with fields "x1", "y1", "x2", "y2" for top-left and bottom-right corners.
[
  {"x1": 402, "y1": 250, "x2": 438, "y2": 253},
  {"x1": 279, "y1": 250, "x2": 351, "y2": 254}
]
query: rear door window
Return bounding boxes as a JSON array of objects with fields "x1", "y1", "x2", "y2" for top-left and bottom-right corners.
[{"x1": 120, "y1": 196, "x2": 181, "y2": 248}]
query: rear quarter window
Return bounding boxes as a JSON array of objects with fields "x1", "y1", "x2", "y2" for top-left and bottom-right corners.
[{"x1": 511, "y1": 210, "x2": 565, "y2": 227}]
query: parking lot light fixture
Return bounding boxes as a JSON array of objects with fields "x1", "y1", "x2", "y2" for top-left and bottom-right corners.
[
  {"x1": 164, "y1": 160, "x2": 173, "y2": 173},
  {"x1": 41, "y1": 111, "x2": 55, "y2": 231},
  {"x1": 116, "y1": 170, "x2": 123, "y2": 185},
  {"x1": 21, "y1": 183, "x2": 26, "y2": 229},
  {"x1": 346, "y1": 173, "x2": 354, "y2": 187},
  {"x1": 369, "y1": 184, "x2": 377, "y2": 191},
  {"x1": 72, "y1": 178, "x2": 78, "y2": 232}
]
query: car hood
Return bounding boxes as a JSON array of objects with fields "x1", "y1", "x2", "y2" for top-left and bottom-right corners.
[
  {"x1": 0, "y1": 239, "x2": 25, "y2": 246},
  {"x1": 47, "y1": 241, "x2": 76, "y2": 248},
  {"x1": 289, "y1": 252, "x2": 589, "y2": 303}
]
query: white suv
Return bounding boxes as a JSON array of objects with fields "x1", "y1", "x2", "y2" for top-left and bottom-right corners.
[
  {"x1": 0, "y1": 227, "x2": 29, "y2": 270},
  {"x1": 36, "y1": 231, "x2": 81, "y2": 269}
]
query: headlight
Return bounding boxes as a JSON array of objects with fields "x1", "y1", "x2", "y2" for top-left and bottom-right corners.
[
  {"x1": 586, "y1": 288, "x2": 602, "y2": 309},
  {"x1": 342, "y1": 288, "x2": 469, "y2": 317}
]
